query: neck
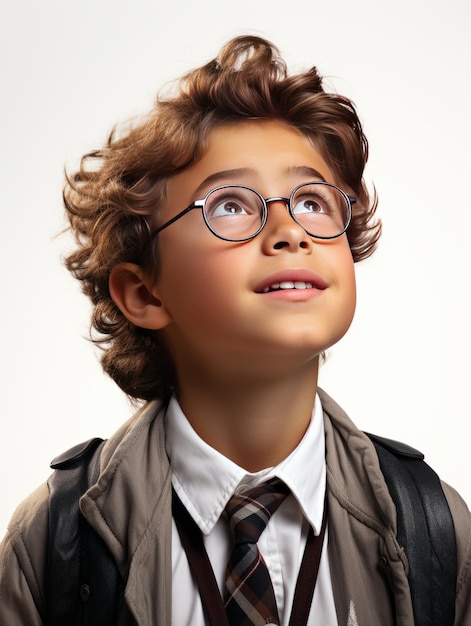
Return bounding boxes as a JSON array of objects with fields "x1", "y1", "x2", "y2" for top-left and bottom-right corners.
[{"x1": 175, "y1": 358, "x2": 319, "y2": 472}]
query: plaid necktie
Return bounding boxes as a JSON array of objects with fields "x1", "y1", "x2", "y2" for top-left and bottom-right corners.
[{"x1": 224, "y1": 478, "x2": 290, "y2": 626}]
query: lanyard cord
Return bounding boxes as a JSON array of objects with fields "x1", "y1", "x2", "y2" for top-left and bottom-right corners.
[{"x1": 172, "y1": 488, "x2": 327, "y2": 626}]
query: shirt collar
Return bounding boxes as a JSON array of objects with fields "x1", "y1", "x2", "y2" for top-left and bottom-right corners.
[{"x1": 165, "y1": 394, "x2": 326, "y2": 535}]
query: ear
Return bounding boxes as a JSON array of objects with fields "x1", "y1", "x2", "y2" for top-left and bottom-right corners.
[{"x1": 109, "y1": 263, "x2": 172, "y2": 330}]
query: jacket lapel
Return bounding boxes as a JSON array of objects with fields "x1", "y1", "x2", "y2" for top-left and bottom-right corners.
[
  {"x1": 80, "y1": 401, "x2": 173, "y2": 625},
  {"x1": 320, "y1": 389, "x2": 414, "y2": 625}
]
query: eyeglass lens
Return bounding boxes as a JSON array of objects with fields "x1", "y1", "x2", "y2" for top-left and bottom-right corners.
[{"x1": 203, "y1": 183, "x2": 350, "y2": 241}]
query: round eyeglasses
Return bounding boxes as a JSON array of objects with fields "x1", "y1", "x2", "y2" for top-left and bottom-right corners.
[{"x1": 152, "y1": 182, "x2": 356, "y2": 242}]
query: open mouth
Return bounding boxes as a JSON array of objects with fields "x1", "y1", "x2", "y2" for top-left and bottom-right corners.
[{"x1": 261, "y1": 281, "x2": 314, "y2": 293}]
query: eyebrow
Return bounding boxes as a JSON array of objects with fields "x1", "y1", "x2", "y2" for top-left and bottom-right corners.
[
  {"x1": 193, "y1": 166, "x2": 327, "y2": 198},
  {"x1": 193, "y1": 168, "x2": 253, "y2": 197},
  {"x1": 286, "y1": 166, "x2": 327, "y2": 182}
]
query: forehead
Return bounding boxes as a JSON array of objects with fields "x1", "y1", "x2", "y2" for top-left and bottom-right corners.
[{"x1": 167, "y1": 120, "x2": 335, "y2": 202}]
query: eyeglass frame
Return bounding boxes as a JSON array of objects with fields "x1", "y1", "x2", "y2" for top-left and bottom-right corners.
[{"x1": 150, "y1": 181, "x2": 357, "y2": 243}]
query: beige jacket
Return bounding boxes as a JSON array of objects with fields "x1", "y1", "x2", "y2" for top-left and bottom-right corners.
[{"x1": 1, "y1": 390, "x2": 470, "y2": 625}]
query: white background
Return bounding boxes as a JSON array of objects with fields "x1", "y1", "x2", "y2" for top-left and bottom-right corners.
[{"x1": 1, "y1": 0, "x2": 470, "y2": 538}]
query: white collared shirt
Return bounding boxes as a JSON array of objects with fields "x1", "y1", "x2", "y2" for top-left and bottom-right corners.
[{"x1": 165, "y1": 394, "x2": 338, "y2": 625}]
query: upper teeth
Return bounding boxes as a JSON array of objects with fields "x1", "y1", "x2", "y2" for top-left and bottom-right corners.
[{"x1": 262, "y1": 281, "x2": 313, "y2": 293}]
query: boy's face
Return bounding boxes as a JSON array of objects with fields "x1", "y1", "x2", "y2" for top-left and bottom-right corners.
[{"x1": 152, "y1": 120, "x2": 356, "y2": 378}]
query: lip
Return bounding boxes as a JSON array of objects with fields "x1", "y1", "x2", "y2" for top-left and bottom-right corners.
[{"x1": 254, "y1": 269, "x2": 328, "y2": 295}]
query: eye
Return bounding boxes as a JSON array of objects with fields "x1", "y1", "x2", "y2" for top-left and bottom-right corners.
[
  {"x1": 209, "y1": 200, "x2": 249, "y2": 218},
  {"x1": 293, "y1": 197, "x2": 327, "y2": 214},
  {"x1": 291, "y1": 184, "x2": 339, "y2": 218},
  {"x1": 204, "y1": 187, "x2": 261, "y2": 220}
]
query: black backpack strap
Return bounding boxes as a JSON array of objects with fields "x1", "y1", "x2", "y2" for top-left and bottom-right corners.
[
  {"x1": 46, "y1": 438, "x2": 122, "y2": 625},
  {"x1": 366, "y1": 433, "x2": 457, "y2": 626}
]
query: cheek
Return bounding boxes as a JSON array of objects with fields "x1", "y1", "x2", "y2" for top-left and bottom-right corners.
[
  {"x1": 344, "y1": 254, "x2": 356, "y2": 304},
  {"x1": 329, "y1": 241, "x2": 357, "y2": 320},
  {"x1": 342, "y1": 255, "x2": 357, "y2": 328},
  {"x1": 156, "y1": 239, "x2": 242, "y2": 323},
  {"x1": 344, "y1": 270, "x2": 357, "y2": 330}
]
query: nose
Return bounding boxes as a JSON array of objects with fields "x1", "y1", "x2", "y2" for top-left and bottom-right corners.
[{"x1": 261, "y1": 197, "x2": 312, "y2": 252}]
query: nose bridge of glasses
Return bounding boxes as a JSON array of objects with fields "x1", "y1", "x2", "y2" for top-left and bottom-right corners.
[
  {"x1": 264, "y1": 196, "x2": 302, "y2": 229},
  {"x1": 264, "y1": 196, "x2": 290, "y2": 210}
]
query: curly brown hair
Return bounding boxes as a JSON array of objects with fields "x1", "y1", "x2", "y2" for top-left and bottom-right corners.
[{"x1": 64, "y1": 35, "x2": 381, "y2": 402}]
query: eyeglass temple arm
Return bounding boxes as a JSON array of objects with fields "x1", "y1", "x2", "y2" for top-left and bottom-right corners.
[{"x1": 150, "y1": 203, "x2": 201, "y2": 239}]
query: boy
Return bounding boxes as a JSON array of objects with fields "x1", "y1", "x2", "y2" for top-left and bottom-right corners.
[{"x1": 0, "y1": 35, "x2": 469, "y2": 625}]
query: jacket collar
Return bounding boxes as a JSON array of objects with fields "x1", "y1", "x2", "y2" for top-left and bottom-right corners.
[{"x1": 319, "y1": 388, "x2": 397, "y2": 529}]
